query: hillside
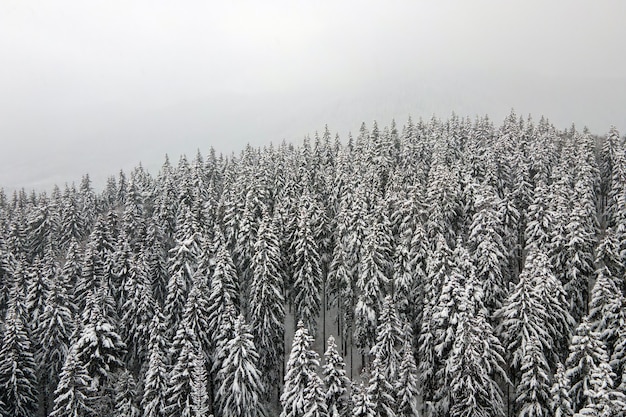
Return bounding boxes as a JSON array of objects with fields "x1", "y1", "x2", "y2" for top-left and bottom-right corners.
[{"x1": 0, "y1": 111, "x2": 625, "y2": 417}]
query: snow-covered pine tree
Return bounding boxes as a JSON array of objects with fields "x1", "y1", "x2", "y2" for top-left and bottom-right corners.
[
  {"x1": 164, "y1": 234, "x2": 198, "y2": 337},
  {"x1": 58, "y1": 239, "x2": 82, "y2": 313},
  {"x1": 74, "y1": 289, "x2": 126, "y2": 390},
  {"x1": 191, "y1": 349, "x2": 210, "y2": 417},
  {"x1": 352, "y1": 382, "x2": 376, "y2": 417},
  {"x1": 326, "y1": 212, "x2": 355, "y2": 344},
  {"x1": 369, "y1": 295, "x2": 402, "y2": 382},
  {"x1": 367, "y1": 350, "x2": 397, "y2": 417},
  {"x1": 0, "y1": 289, "x2": 39, "y2": 417},
  {"x1": 574, "y1": 360, "x2": 626, "y2": 416},
  {"x1": 36, "y1": 269, "x2": 75, "y2": 415},
  {"x1": 233, "y1": 188, "x2": 261, "y2": 293},
  {"x1": 530, "y1": 250, "x2": 575, "y2": 366},
  {"x1": 516, "y1": 336, "x2": 551, "y2": 417},
  {"x1": 114, "y1": 370, "x2": 141, "y2": 417},
  {"x1": 165, "y1": 322, "x2": 199, "y2": 417},
  {"x1": 210, "y1": 299, "x2": 237, "y2": 410},
  {"x1": 25, "y1": 254, "x2": 52, "y2": 332},
  {"x1": 142, "y1": 308, "x2": 168, "y2": 417},
  {"x1": 280, "y1": 321, "x2": 326, "y2": 417},
  {"x1": 181, "y1": 271, "x2": 212, "y2": 360},
  {"x1": 49, "y1": 346, "x2": 96, "y2": 417},
  {"x1": 206, "y1": 241, "x2": 240, "y2": 341},
  {"x1": 291, "y1": 202, "x2": 323, "y2": 335},
  {"x1": 391, "y1": 202, "x2": 427, "y2": 322},
  {"x1": 425, "y1": 161, "x2": 461, "y2": 244},
  {"x1": 565, "y1": 318, "x2": 612, "y2": 413},
  {"x1": 249, "y1": 209, "x2": 285, "y2": 393},
  {"x1": 603, "y1": 127, "x2": 624, "y2": 228},
  {"x1": 215, "y1": 315, "x2": 266, "y2": 417},
  {"x1": 595, "y1": 229, "x2": 622, "y2": 288},
  {"x1": 417, "y1": 234, "x2": 453, "y2": 407},
  {"x1": 562, "y1": 182, "x2": 596, "y2": 321},
  {"x1": 58, "y1": 184, "x2": 86, "y2": 248},
  {"x1": 120, "y1": 252, "x2": 155, "y2": 373},
  {"x1": 144, "y1": 217, "x2": 169, "y2": 306},
  {"x1": 468, "y1": 184, "x2": 507, "y2": 313},
  {"x1": 447, "y1": 309, "x2": 507, "y2": 417},
  {"x1": 354, "y1": 209, "x2": 393, "y2": 357},
  {"x1": 495, "y1": 250, "x2": 552, "y2": 379},
  {"x1": 396, "y1": 334, "x2": 419, "y2": 417},
  {"x1": 550, "y1": 363, "x2": 573, "y2": 417},
  {"x1": 588, "y1": 267, "x2": 625, "y2": 358},
  {"x1": 524, "y1": 179, "x2": 555, "y2": 253},
  {"x1": 323, "y1": 336, "x2": 351, "y2": 417}
]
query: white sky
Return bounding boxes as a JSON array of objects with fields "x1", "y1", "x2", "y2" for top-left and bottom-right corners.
[{"x1": 1, "y1": 0, "x2": 625, "y2": 191}]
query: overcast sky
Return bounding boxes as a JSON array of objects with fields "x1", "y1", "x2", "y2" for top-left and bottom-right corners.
[{"x1": 1, "y1": 0, "x2": 625, "y2": 192}]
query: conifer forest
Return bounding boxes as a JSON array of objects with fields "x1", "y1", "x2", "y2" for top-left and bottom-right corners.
[{"x1": 2, "y1": 111, "x2": 626, "y2": 417}]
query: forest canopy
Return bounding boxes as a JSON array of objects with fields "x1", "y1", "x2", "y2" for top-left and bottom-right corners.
[{"x1": 0, "y1": 111, "x2": 625, "y2": 417}]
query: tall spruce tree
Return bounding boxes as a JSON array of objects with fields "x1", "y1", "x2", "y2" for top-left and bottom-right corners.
[
  {"x1": 142, "y1": 308, "x2": 168, "y2": 417},
  {"x1": 249, "y1": 210, "x2": 285, "y2": 392},
  {"x1": 0, "y1": 291, "x2": 39, "y2": 417},
  {"x1": 49, "y1": 346, "x2": 96, "y2": 417},
  {"x1": 280, "y1": 321, "x2": 327, "y2": 417},
  {"x1": 516, "y1": 336, "x2": 552, "y2": 417},
  {"x1": 323, "y1": 336, "x2": 351, "y2": 417},
  {"x1": 216, "y1": 315, "x2": 266, "y2": 417},
  {"x1": 566, "y1": 318, "x2": 612, "y2": 413},
  {"x1": 291, "y1": 204, "x2": 323, "y2": 335}
]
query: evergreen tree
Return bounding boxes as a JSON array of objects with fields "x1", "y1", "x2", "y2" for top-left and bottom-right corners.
[
  {"x1": 74, "y1": 290, "x2": 126, "y2": 389},
  {"x1": 588, "y1": 267, "x2": 625, "y2": 357},
  {"x1": 181, "y1": 272, "x2": 212, "y2": 359},
  {"x1": 447, "y1": 310, "x2": 507, "y2": 417},
  {"x1": 516, "y1": 336, "x2": 551, "y2": 417},
  {"x1": 249, "y1": 211, "x2": 285, "y2": 392},
  {"x1": 369, "y1": 295, "x2": 402, "y2": 381},
  {"x1": 496, "y1": 251, "x2": 551, "y2": 378},
  {"x1": 396, "y1": 336, "x2": 420, "y2": 417},
  {"x1": 367, "y1": 356, "x2": 397, "y2": 417},
  {"x1": 59, "y1": 239, "x2": 82, "y2": 314},
  {"x1": 142, "y1": 309, "x2": 168, "y2": 417},
  {"x1": 550, "y1": 363, "x2": 573, "y2": 417},
  {"x1": 468, "y1": 185, "x2": 507, "y2": 312},
  {"x1": 49, "y1": 346, "x2": 96, "y2": 417},
  {"x1": 417, "y1": 234, "x2": 453, "y2": 406},
  {"x1": 0, "y1": 293, "x2": 39, "y2": 417},
  {"x1": 566, "y1": 318, "x2": 611, "y2": 413},
  {"x1": 114, "y1": 370, "x2": 140, "y2": 417},
  {"x1": 352, "y1": 382, "x2": 376, "y2": 417},
  {"x1": 354, "y1": 217, "x2": 392, "y2": 355},
  {"x1": 524, "y1": 180, "x2": 555, "y2": 253},
  {"x1": 191, "y1": 350, "x2": 210, "y2": 417},
  {"x1": 280, "y1": 321, "x2": 326, "y2": 417},
  {"x1": 291, "y1": 204, "x2": 323, "y2": 335},
  {"x1": 144, "y1": 218, "x2": 169, "y2": 306},
  {"x1": 165, "y1": 322, "x2": 198, "y2": 417},
  {"x1": 120, "y1": 253, "x2": 155, "y2": 372},
  {"x1": 574, "y1": 360, "x2": 626, "y2": 416},
  {"x1": 25, "y1": 255, "x2": 53, "y2": 331},
  {"x1": 37, "y1": 270, "x2": 75, "y2": 415},
  {"x1": 164, "y1": 235, "x2": 198, "y2": 335},
  {"x1": 531, "y1": 251, "x2": 575, "y2": 365},
  {"x1": 216, "y1": 315, "x2": 266, "y2": 417},
  {"x1": 562, "y1": 190, "x2": 596, "y2": 321},
  {"x1": 323, "y1": 336, "x2": 351, "y2": 417}
]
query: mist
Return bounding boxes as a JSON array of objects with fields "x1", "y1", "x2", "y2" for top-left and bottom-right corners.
[{"x1": 1, "y1": 0, "x2": 625, "y2": 191}]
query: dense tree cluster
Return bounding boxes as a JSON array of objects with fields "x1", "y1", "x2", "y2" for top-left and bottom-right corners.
[{"x1": 0, "y1": 112, "x2": 624, "y2": 417}]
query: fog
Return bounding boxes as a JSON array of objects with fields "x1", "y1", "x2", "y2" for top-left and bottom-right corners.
[{"x1": 1, "y1": 0, "x2": 625, "y2": 191}]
